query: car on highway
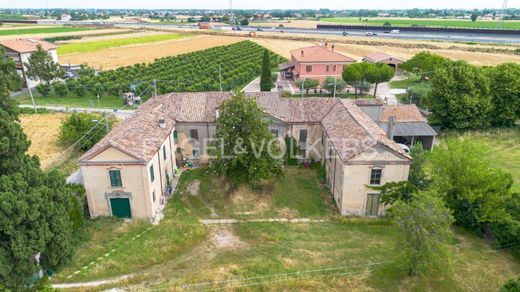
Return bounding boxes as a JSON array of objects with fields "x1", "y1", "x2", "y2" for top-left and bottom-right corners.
[
  {"x1": 342, "y1": 31, "x2": 349, "y2": 36},
  {"x1": 390, "y1": 29, "x2": 400, "y2": 34},
  {"x1": 257, "y1": 27, "x2": 263, "y2": 31},
  {"x1": 366, "y1": 32, "x2": 377, "y2": 36}
]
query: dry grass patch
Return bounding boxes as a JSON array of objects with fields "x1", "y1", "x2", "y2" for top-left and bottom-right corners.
[{"x1": 19, "y1": 113, "x2": 68, "y2": 169}]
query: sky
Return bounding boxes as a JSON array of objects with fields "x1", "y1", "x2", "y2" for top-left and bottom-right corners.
[{"x1": 3, "y1": 0, "x2": 520, "y2": 10}]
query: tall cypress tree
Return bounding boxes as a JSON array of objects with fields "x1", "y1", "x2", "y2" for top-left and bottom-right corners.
[
  {"x1": 0, "y1": 50, "x2": 83, "y2": 290},
  {"x1": 260, "y1": 49, "x2": 272, "y2": 92}
]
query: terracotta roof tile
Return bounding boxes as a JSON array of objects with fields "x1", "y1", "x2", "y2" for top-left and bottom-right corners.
[
  {"x1": 80, "y1": 92, "x2": 411, "y2": 164},
  {"x1": 290, "y1": 46, "x2": 356, "y2": 63},
  {"x1": 381, "y1": 104, "x2": 426, "y2": 123},
  {"x1": 0, "y1": 38, "x2": 57, "y2": 53},
  {"x1": 363, "y1": 52, "x2": 404, "y2": 63}
]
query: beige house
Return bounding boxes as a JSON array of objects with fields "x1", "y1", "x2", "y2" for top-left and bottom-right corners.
[{"x1": 80, "y1": 92, "x2": 420, "y2": 221}]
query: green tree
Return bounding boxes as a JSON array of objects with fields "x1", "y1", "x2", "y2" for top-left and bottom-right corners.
[
  {"x1": 324, "y1": 76, "x2": 347, "y2": 95},
  {"x1": 429, "y1": 139, "x2": 513, "y2": 232},
  {"x1": 391, "y1": 192, "x2": 454, "y2": 276},
  {"x1": 373, "y1": 181, "x2": 417, "y2": 206},
  {"x1": 211, "y1": 92, "x2": 281, "y2": 185},
  {"x1": 240, "y1": 18, "x2": 249, "y2": 25},
  {"x1": 0, "y1": 47, "x2": 23, "y2": 118},
  {"x1": 471, "y1": 13, "x2": 478, "y2": 22},
  {"x1": 400, "y1": 52, "x2": 446, "y2": 77},
  {"x1": 260, "y1": 49, "x2": 272, "y2": 91},
  {"x1": 365, "y1": 63, "x2": 394, "y2": 98},
  {"x1": 0, "y1": 57, "x2": 83, "y2": 290},
  {"x1": 59, "y1": 112, "x2": 115, "y2": 151},
  {"x1": 24, "y1": 45, "x2": 63, "y2": 86},
  {"x1": 426, "y1": 60, "x2": 491, "y2": 129},
  {"x1": 409, "y1": 143, "x2": 430, "y2": 190},
  {"x1": 342, "y1": 62, "x2": 372, "y2": 96},
  {"x1": 487, "y1": 63, "x2": 520, "y2": 127},
  {"x1": 295, "y1": 78, "x2": 320, "y2": 94}
]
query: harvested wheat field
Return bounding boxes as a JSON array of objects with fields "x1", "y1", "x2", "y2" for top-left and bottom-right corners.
[
  {"x1": 0, "y1": 28, "x2": 129, "y2": 41},
  {"x1": 61, "y1": 34, "x2": 243, "y2": 70},
  {"x1": 252, "y1": 35, "x2": 520, "y2": 66},
  {"x1": 20, "y1": 113, "x2": 68, "y2": 169}
]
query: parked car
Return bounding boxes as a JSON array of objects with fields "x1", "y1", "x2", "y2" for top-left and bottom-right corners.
[{"x1": 397, "y1": 143, "x2": 410, "y2": 153}]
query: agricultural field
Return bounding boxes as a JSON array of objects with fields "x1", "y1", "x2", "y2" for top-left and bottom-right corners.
[
  {"x1": 50, "y1": 167, "x2": 520, "y2": 290},
  {"x1": 57, "y1": 32, "x2": 190, "y2": 55},
  {"x1": 252, "y1": 35, "x2": 520, "y2": 66},
  {"x1": 59, "y1": 34, "x2": 242, "y2": 69},
  {"x1": 0, "y1": 26, "x2": 94, "y2": 36},
  {"x1": 19, "y1": 112, "x2": 68, "y2": 169},
  {"x1": 322, "y1": 17, "x2": 520, "y2": 30},
  {"x1": 62, "y1": 40, "x2": 285, "y2": 96}
]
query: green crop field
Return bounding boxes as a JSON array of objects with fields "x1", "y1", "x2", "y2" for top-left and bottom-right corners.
[
  {"x1": 0, "y1": 26, "x2": 94, "y2": 36},
  {"x1": 58, "y1": 33, "x2": 191, "y2": 55},
  {"x1": 322, "y1": 17, "x2": 520, "y2": 30}
]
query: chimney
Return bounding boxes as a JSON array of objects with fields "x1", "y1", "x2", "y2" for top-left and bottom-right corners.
[
  {"x1": 159, "y1": 118, "x2": 166, "y2": 129},
  {"x1": 387, "y1": 115, "x2": 396, "y2": 140},
  {"x1": 331, "y1": 44, "x2": 335, "y2": 51},
  {"x1": 301, "y1": 50, "x2": 304, "y2": 57}
]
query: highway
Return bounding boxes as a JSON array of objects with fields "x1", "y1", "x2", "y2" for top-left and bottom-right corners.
[
  {"x1": 122, "y1": 23, "x2": 520, "y2": 44},
  {"x1": 38, "y1": 20, "x2": 520, "y2": 44}
]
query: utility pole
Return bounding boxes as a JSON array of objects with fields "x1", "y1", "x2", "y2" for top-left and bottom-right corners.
[
  {"x1": 104, "y1": 113, "x2": 110, "y2": 133},
  {"x1": 301, "y1": 79, "x2": 305, "y2": 98},
  {"x1": 219, "y1": 65, "x2": 223, "y2": 92},
  {"x1": 333, "y1": 78, "x2": 337, "y2": 99},
  {"x1": 25, "y1": 76, "x2": 37, "y2": 113},
  {"x1": 153, "y1": 79, "x2": 157, "y2": 97}
]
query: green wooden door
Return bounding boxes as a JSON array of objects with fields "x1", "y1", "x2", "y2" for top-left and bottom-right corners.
[
  {"x1": 110, "y1": 198, "x2": 132, "y2": 219},
  {"x1": 365, "y1": 194, "x2": 380, "y2": 216}
]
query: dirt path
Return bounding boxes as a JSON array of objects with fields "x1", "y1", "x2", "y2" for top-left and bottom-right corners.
[{"x1": 200, "y1": 218, "x2": 329, "y2": 225}]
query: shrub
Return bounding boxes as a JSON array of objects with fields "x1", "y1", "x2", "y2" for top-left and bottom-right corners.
[
  {"x1": 53, "y1": 81, "x2": 68, "y2": 97},
  {"x1": 500, "y1": 277, "x2": 520, "y2": 292},
  {"x1": 515, "y1": 48, "x2": 520, "y2": 55},
  {"x1": 36, "y1": 83, "x2": 51, "y2": 97},
  {"x1": 59, "y1": 112, "x2": 115, "y2": 151}
]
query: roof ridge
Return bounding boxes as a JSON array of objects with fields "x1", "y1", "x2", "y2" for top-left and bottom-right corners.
[{"x1": 338, "y1": 100, "x2": 377, "y2": 141}]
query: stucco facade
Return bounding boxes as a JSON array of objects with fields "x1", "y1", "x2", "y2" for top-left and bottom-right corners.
[{"x1": 80, "y1": 92, "x2": 414, "y2": 222}]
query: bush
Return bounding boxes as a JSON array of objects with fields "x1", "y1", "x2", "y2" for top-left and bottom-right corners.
[
  {"x1": 59, "y1": 112, "x2": 115, "y2": 150},
  {"x1": 36, "y1": 83, "x2": 51, "y2": 97},
  {"x1": 516, "y1": 48, "x2": 520, "y2": 55},
  {"x1": 53, "y1": 81, "x2": 68, "y2": 97},
  {"x1": 500, "y1": 277, "x2": 520, "y2": 292},
  {"x1": 489, "y1": 219, "x2": 520, "y2": 254}
]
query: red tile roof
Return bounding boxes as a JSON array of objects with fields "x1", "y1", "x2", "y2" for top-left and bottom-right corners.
[
  {"x1": 381, "y1": 104, "x2": 426, "y2": 123},
  {"x1": 290, "y1": 45, "x2": 356, "y2": 63},
  {"x1": 0, "y1": 38, "x2": 57, "y2": 53},
  {"x1": 363, "y1": 52, "x2": 404, "y2": 63},
  {"x1": 80, "y1": 92, "x2": 411, "y2": 164}
]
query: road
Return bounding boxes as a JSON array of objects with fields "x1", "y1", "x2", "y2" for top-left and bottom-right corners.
[
  {"x1": 111, "y1": 23, "x2": 520, "y2": 45},
  {"x1": 18, "y1": 104, "x2": 135, "y2": 119}
]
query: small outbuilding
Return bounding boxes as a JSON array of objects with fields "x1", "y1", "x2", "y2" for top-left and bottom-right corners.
[{"x1": 362, "y1": 52, "x2": 405, "y2": 72}]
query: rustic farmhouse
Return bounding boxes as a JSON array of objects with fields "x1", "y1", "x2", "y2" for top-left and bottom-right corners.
[
  {"x1": 79, "y1": 92, "x2": 436, "y2": 222},
  {"x1": 362, "y1": 52, "x2": 405, "y2": 72}
]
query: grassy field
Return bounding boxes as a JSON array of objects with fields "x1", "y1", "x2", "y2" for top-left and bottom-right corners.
[
  {"x1": 57, "y1": 33, "x2": 190, "y2": 55},
  {"x1": 178, "y1": 167, "x2": 333, "y2": 219},
  {"x1": 50, "y1": 166, "x2": 520, "y2": 290},
  {"x1": 0, "y1": 26, "x2": 94, "y2": 36},
  {"x1": 322, "y1": 17, "x2": 520, "y2": 30},
  {"x1": 440, "y1": 128, "x2": 520, "y2": 193},
  {"x1": 14, "y1": 93, "x2": 126, "y2": 109}
]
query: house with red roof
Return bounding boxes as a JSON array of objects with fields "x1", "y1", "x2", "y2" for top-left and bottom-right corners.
[
  {"x1": 279, "y1": 44, "x2": 356, "y2": 84},
  {"x1": 0, "y1": 38, "x2": 59, "y2": 88},
  {"x1": 362, "y1": 52, "x2": 405, "y2": 72}
]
